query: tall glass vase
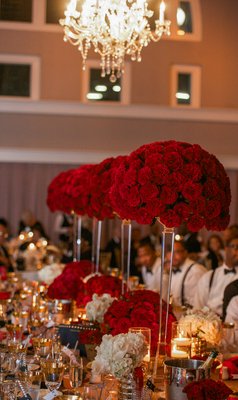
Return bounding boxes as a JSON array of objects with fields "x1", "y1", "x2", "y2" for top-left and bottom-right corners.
[
  {"x1": 73, "y1": 213, "x2": 82, "y2": 262},
  {"x1": 150, "y1": 220, "x2": 175, "y2": 394},
  {"x1": 120, "y1": 219, "x2": 132, "y2": 295},
  {"x1": 91, "y1": 218, "x2": 102, "y2": 274}
]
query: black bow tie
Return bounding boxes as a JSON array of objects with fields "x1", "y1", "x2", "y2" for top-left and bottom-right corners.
[
  {"x1": 146, "y1": 268, "x2": 153, "y2": 274},
  {"x1": 172, "y1": 268, "x2": 181, "y2": 274},
  {"x1": 224, "y1": 268, "x2": 236, "y2": 275}
]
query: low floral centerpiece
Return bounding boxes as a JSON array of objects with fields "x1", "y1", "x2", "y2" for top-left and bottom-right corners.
[
  {"x1": 103, "y1": 290, "x2": 176, "y2": 356},
  {"x1": 85, "y1": 293, "x2": 115, "y2": 323},
  {"x1": 47, "y1": 260, "x2": 93, "y2": 300},
  {"x1": 179, "y1": 307, "x2": 222, "y2": 346},
  {"x1": 76, "y1": 275, "x2": 125, "y2": 306},
  {"x1": 92, "y1": 332, "x2": 147, "y2": 379}
]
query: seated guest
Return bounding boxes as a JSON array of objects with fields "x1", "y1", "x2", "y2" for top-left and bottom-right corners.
[
  {"x1": 18, "y1": 209, "x2": 48, "y2": 239},
  {"x1": 130, "y1": 227, "x2": 143, "y2": 280},
  {"x1": 61, "y1": 227, "x2": 92, "y2": 263},
  {"x1": 223, "y1": 278, "x2": 238, "y2": 323},
  {"x1": 53, "y1": 212, "x2": 73, "y2": 245},
  {"x1": 104, "y1": 227, "x2": 121, "y2": 268},
  {"x1": 0, "y1": 218, "x2": 14, "y2": 272},
  {"x1": 201, "y1": 234, "x2": 224, "y2": 270},
  {"x1": 167, "y1": 240, "x2": 206, "y2": 308},
  {"x1": 193, "y1": 236, "x2": 238, "y2": 317},
  {"x1": 137, "y1": 238, "x2": 168, "y2": 300},
  {"x1": 223, "y1": 224, "x2": 238, "y2": 244}
]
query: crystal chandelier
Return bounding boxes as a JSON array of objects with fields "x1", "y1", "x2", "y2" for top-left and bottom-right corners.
[{"x1": 60, "y1": 0, "x2": 171, "y2": 82}]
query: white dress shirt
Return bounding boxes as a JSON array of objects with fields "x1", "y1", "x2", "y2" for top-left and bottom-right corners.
[
  {"x1": 225, "y1": 296, "x2": 238, "y2": 324},
  {"x1": 141, "y1": 257, "x2": 169, "y2": 301},
  {"x1": 171, "y1": 258, "x2": 207, "y2": 308},
  {"x1": 193, "y1": 263, "x2": 238, "y2": 316}
]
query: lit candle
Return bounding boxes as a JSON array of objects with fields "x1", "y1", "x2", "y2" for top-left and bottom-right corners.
[
  {"x1": 144, "y1": 353, "x2": 150, "y2": 363},
  {"x1": 171, "y1": 337, "x2": 191, "y2": 359},
  {"x1": 171, "y1": 344, "x2": 188, "y2": 359},
  {"x1": 173, "y1": 337, "x2": 191, "y2": 347},
  {"x1": 159, "y1": 1, "x2": 166, "y2": 24}
]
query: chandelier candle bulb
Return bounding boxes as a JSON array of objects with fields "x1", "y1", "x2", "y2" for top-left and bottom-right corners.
[{"x1": 159, "y1": 1, "x2": 165, "y2": 24}]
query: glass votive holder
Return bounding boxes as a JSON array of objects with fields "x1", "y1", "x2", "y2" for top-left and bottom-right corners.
[
  {"x1": 129, "y1": 327, "x2": 151, "y2": 363},
  {"x1": 171, "y1": 321, "x2": 191, "y2": 359}
]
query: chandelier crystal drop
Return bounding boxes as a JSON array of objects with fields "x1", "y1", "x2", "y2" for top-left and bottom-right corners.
[{"x1": 60, "y1": 0, "x2": 171, "y2": 82}]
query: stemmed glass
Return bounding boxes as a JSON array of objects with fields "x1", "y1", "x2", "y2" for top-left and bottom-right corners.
[
  {"x1": 69, "y1": 356, "x2": 83, "y2": 392},
  {"x1": 82, "y1": 384, "x2": 99, "y2": 400},
  {"x1": 41, "y1": 358, "x2": 65, "y2": 394}
]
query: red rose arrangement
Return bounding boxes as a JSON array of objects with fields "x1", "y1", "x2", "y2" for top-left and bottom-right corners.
[
  {"x1": 47, "y1": 164, "x2": 95, "y2": 216},
  {"x1": 85, "y1": 156, "x2": 125, "y2": 220},
  {"x1": 103, "y1": 290, "x2": 176, "y2": 356},
  {"x1": 183, "y1": 379, "x2": 233, "y2": 400},
  {"x1": 110, "y1": 141, "x2": 231, "y2": 231},
  {"x1": 47, "y1": 168, "x2": 78, "y2": 214},
  {"x1": 76, "y1": 275, "x2": 125, "y2": 306},
  {"x1": 47, "y1": 261, "x2": 94, "y2": 299}
]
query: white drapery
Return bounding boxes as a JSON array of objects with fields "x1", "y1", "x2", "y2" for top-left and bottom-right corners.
[{"x1": 0, "y1": 162, "x2": 238, "y2": 242}]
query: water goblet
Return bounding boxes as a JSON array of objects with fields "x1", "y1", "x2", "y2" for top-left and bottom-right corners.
[{"x1": 41, "y1": 358, "x2": 65, "y2": 394}]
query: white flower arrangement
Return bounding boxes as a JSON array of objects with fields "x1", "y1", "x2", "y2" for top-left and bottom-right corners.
[
  {"x1": 92, "y1": 332, "x2": 147, "y2": 379},
  {"x1": 179, "y1": 307, "x2": 222, "y2": 345},
  {"x1": 38, "y1": 263, "x2": 65, "y2": 285},
  {"x1": 86, "y1": 293, "x2": 115, "y2": 323}
]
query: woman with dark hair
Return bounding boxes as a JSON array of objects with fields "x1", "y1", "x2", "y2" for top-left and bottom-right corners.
[{"x1": 201, "y1": 234, "x2": 225, "y2": 270}]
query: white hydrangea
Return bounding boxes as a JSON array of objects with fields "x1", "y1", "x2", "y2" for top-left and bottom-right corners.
[
  {"x1": 179, "y1": 307, "x2": 222, "y2": 345},
  {"x1": 86, "y1": 293, "x2": 115, "y2": 323},
  {"x1": 92, "y1": 332, "x2": 147, "y2": 379},
  {"x1": 38, "y1": 263, "x2": 65, "y2": 285}
]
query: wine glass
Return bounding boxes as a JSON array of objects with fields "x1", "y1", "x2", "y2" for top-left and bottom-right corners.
[
  {"x1": 41, "y1": 358, "x2": 65, "y2": 393},
  {"x1": 69, "y1": 356, "x2": 83, "y2": 391},
  {"x1": 82, "y1": 384, "x2": 99, "y2": 400}
]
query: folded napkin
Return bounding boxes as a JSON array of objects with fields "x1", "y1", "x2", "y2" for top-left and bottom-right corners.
[{"x1": 223, "y1": 356, "x2": 238, "y2": 379}]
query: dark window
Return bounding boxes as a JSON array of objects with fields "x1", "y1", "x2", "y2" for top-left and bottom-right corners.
[
  {"x1": 177, "y1": 73, "x2": 191, "y2": 105},
  {"x1": 46, "y1": 0, "x2": 68, "y2": 24},
  {"x1": 0, "y1": 0, "x2": 32, "y2": 22},
  {"x1": 0, "y1": 64, "x2": 31, "y2": 97},
  {"x1": 177, "y1": 1, "x2": 193, "y2": 34},
  {"x1": 87, "y1": 69, "x2": 121, "y2": 102}
]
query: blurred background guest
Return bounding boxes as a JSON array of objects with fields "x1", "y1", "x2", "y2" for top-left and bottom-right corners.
[
  {"x1": 200, "y1": 234, "x2": 224, "y2": 270},
  {"x1": 61, "y1": 227, "x2": 92, "y2": 263},
  {"x1": 0, "y1": 218, "x2": 13, "y2": 272},
  {"x1": 167, "y1": 240, "x2": 206, "y2": 309},
  {"x1": 104, "y1": 227, "x2": 121, "y2": 269},
  {"x1": 53, "y1": 212, "x2": 73, "y2": 246},
  {"x1": 18, "y1": 209, "x2": 48, "y2": 239},
  {"x1": 137, "y1": 237, "x2": 168, "y2": 300}
]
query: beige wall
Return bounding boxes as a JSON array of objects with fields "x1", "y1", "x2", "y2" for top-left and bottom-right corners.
[
  {"x1": 0, "y1": 0, "x2": 238, "y2": 164},
  {"x1": 0, "y1": 0, "x2": 237, "y2": 106}
]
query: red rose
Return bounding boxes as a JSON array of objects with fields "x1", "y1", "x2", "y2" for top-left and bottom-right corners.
[
  {"x1": 187, "y1": 215, "x2": 205, "y2": 232},
  {"x1": 164, "y1": 151, "x2": 183, "y2": 171},
  {"x1": 183, "y1": 163, "x2": 202, "y2": 181},
  {"x1": 160, "y1": 186, "x2": 178, "y2": 205},
  {"x1": 140, "y1": 183, "x2": 159, "y2": 202},
  {"x1": 182, "y1": 181, "x2": 203, "y2": 201},
  {"x1": 138, "y1": 166, "x2": 153, "y2": 185},
  {"x1": 205, "y1": 200, "x2": 222, "y2": 219},
  {"x1": 160, "y1": 209, "x2": 182, "y2": 228}
]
